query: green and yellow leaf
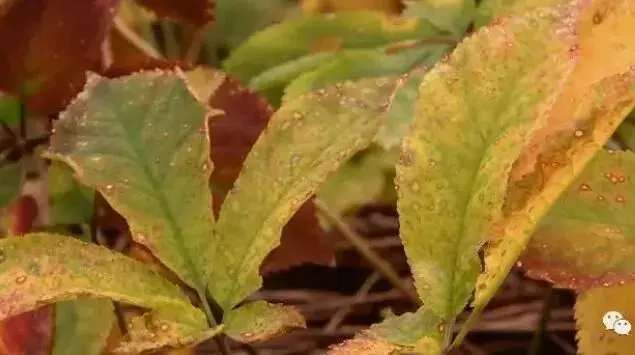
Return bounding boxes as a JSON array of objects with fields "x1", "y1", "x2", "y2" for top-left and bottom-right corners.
[
  {"x1": 52, "y1": 299, "x2": 114, "y2": 355},
  {"x1": 283, "y1": 42, "x2": 449, "y2": 101},
  {"x1": 223, "y1": 11, "x2": 443, "y2": 104},
  {"x1": 0, "y1": 233, "x2": 216, "y2": 353},
  {"x1": 49, "y1": 161, "x2": 94, "y2": 225},
  {"x1": 328, "y1": 308, "x2": 443, "y2": 354},
  {"x1": 0, "y1": 162, "x2": 21, "y2": 208},
  {"x1": 519, "y1": 149, "x2": 635, "y2": 289},
  {"x1": 468, "y1": 0, "x2": 635, "y2": 340},
  {"x1": 45, "y1": 71, "x2": 219, "y2": 297},
  {"x1": 224, "y1": 301, "x2": 305, "y2": 343},
  {"x1": 395, "y1": 0, "x2": 577, "y2": 324},
  {"x1": 404, "y1": 0, "x2": 475, "y2": 35},
  {"x1": 209, "y1": 76, "x2": 401, "y2": 311}
]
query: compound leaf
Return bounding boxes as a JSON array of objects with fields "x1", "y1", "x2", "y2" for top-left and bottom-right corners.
[
  {"x1": 45, "y1": 71, "x2": 218, "y2": 297},
  {"x1": 52, "y1": 299, "x2": 114, "y2": 355},
  {"x1": 209, "y1": 76, "x2": 401, "y2": 311},
  {"x1": 0, "y1": 233, "x2": 214, "y2": 353},
  {"x1": 395, "y1": 1, "x2": 577, "y2": 323},
  {"x1": 224, "y1": 301, "x2": 305, "y2": 343}
]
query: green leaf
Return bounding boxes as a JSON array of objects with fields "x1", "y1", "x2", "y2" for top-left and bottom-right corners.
[
  {"x1": 374, "y1": 68, "x2": 427, "y2": 149},
  {"x1": 45, "y1": 71, "x2": 218, "y2": 297},
  {"x1": 49, "y1": 161, "x2": 94, "y2": 225},
  {"x1": 0, "y1": 162, "x2": 21, "y2": 208},
  {"x1": 519, "y1": 149, "x2": 635, "y2": 289},
  {"x1": 575, "y1": 283, "x2": 635, "y2": 354},
  {"x1": 224, "y1": 301, "x2": 305, "y2": 343},
  {"x1": 52, "y1": 299, "x2": 114, "y2": 355},
  {"x1": 0, "y1": 233, "x2": 216, "y2": 353},
  {"x1": 395, "y1": 1, "x2": 577, "y2": 323},
  {"x1": 213, "y1": 0, "x2": 296, "y2": 50},
  {"x1": 328, "y1": 308, "x2": 443, "y2": 354},
  {"x1": 317, "y1": 147, "x2": 394, "y2": 215},
  {"x1": 223, "y1": 11, "x2": 443, "y2": 103},
  {"x1": 283, "y1": 44, "x2": 449, "y2": 101},
  {"x1": 209, "y1": 76, "x2": 401, "y2": 311},
  {"x1": 404, "y1": 0, "x2": 476, "y2": 35},
  {"x1": 0, "y1": 94, "x2": 20, "y2": 126},
  {"x1": 473, "y1": 0, "x2": 564, "y2": 27},
  {"x1": 466, "y1": 0, "x2": 635, "y2": 343},
  {"x1": 616, "y1": 118, "x2": 635, "y2": 151}
]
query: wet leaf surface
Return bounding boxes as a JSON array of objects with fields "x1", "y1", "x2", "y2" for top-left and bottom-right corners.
[
  {"x1": 519, "y1": 149, "x2": 635, "y2": 290},
  {"x1": 201, "y1": 68, "x2": 335, "y2": 275},
  {"x1": 327, "y1": 308, "x2": 443, "y2": 354},
  {"x1": 0, "y1": 233, "x2": 214, "y2": 353},
  {"x1": 224, "y1": 11, "x2": 442, "y2": 104},
  {"x1": 470, "y1": 1, "x2": 635, "y2": 335},
  {"x1": 52, "y1": 299, "x2": 114, "y2": 355},
  {"x1": 46, "y1": 71, "x2": 218, "y2": 295},
  {"x1": 209, "y1": 76, "x2": 400, "y2": 311},
  {"x1": 224, "y1": 301, "x2": 305, "y2": 343},
  {"x1": 396, "y1": 1, "x2": 577, "y2": 324}
]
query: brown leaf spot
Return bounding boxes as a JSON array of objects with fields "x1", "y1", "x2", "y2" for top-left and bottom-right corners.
[{"x1": 309, "y1": 36, "x2": 343, "y2": 53}]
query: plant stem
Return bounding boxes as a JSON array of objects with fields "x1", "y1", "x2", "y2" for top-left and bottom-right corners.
[
  {"x1": 113, "y1": 15, "x2": 162, "y2": 59},
  {"x1": 185, "y1": 22, "x2": 213, "y2": 64},
  {"x1": 160, "y1": 20, "x2": 180, "y2": 58},
  {"x1": 528, "y1": 286, "x2": 554, "y2": 355},
  {"x1": 314, "y1": 199, "x2": 421, "y2": 305}
]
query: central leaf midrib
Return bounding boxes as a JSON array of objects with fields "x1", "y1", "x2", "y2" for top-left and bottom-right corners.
[
  {"x1": 445, "y1": 56, "x2": 521, "y2": 319},
  {"x1": 218, "y1": 102, "x2": 381, "y2": 309},
  {"x1": 115, "y1": 81, "x2": 206, "y2": 293}
]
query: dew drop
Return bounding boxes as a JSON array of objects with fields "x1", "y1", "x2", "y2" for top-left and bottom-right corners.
[
  {"x1": 602, "y1": 282, "x2": 610, "y2": 287},
  {"x1": 104, "y1": 184, "x2": 114, "y2": 193},
  {"x1": 428, "y1": 159, "x2": 438, "y2": 167},
  {"x1": 293, "y1": 111, "x2": 303, "y2": 119},
  {"x1": 574, "y1": 129, "x2": 584, "y2": 138},
  {"x1": 515, "y1": 261, "x2": 523, "y2": 268},
  {"x1": 615, "y1": 195, "x2": 626, "y2": 203},
  {"x1": 202, "y1": 163, "x2": 209, "y2": 171},
  {"x1": 619, "y1": 280, "x2": 626, "y2": 285},
  {"x1": 596, "y1": 195, "x2": 605, "y2": 202},
  {"x1": 15, "y1": 275, "x2": 27, "y2": 284},
  {"x1": 281, "y1": 121, "x2": 291, "y2": 131},
  {"x1": 619, "y1": 175, "x2": 626, "y2": 183},
  {"x1": 290, "y1": 154, "x2": 301, "y2": 166},
  {"x1": 411, "y1": 182, "x2": 420, "y2": 192},
  {"x1": 159, "y1": 323, "x2": 169, "y2": 331},
  {"x1": 579, "y1": 184, "x2": 590, "y2": 191}
]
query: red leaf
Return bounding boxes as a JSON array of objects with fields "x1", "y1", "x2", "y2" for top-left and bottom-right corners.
[
  {"x1": 208, "y1": 75, "x2": 335, "y2": 275},
  {"x1": 134, "y1": 0, "x2": 214, "y2": 26},
  {"x1": 0, "y1": 195, "x2": 52, "y2": 355},
  {"x1": 0, "y1": 0, "x2": 116, "y2": 115}
]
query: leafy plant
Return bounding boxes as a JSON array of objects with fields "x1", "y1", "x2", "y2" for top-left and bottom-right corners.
[{"x1": 1, "y1": 0, "x2": 635, "y2": 354}]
